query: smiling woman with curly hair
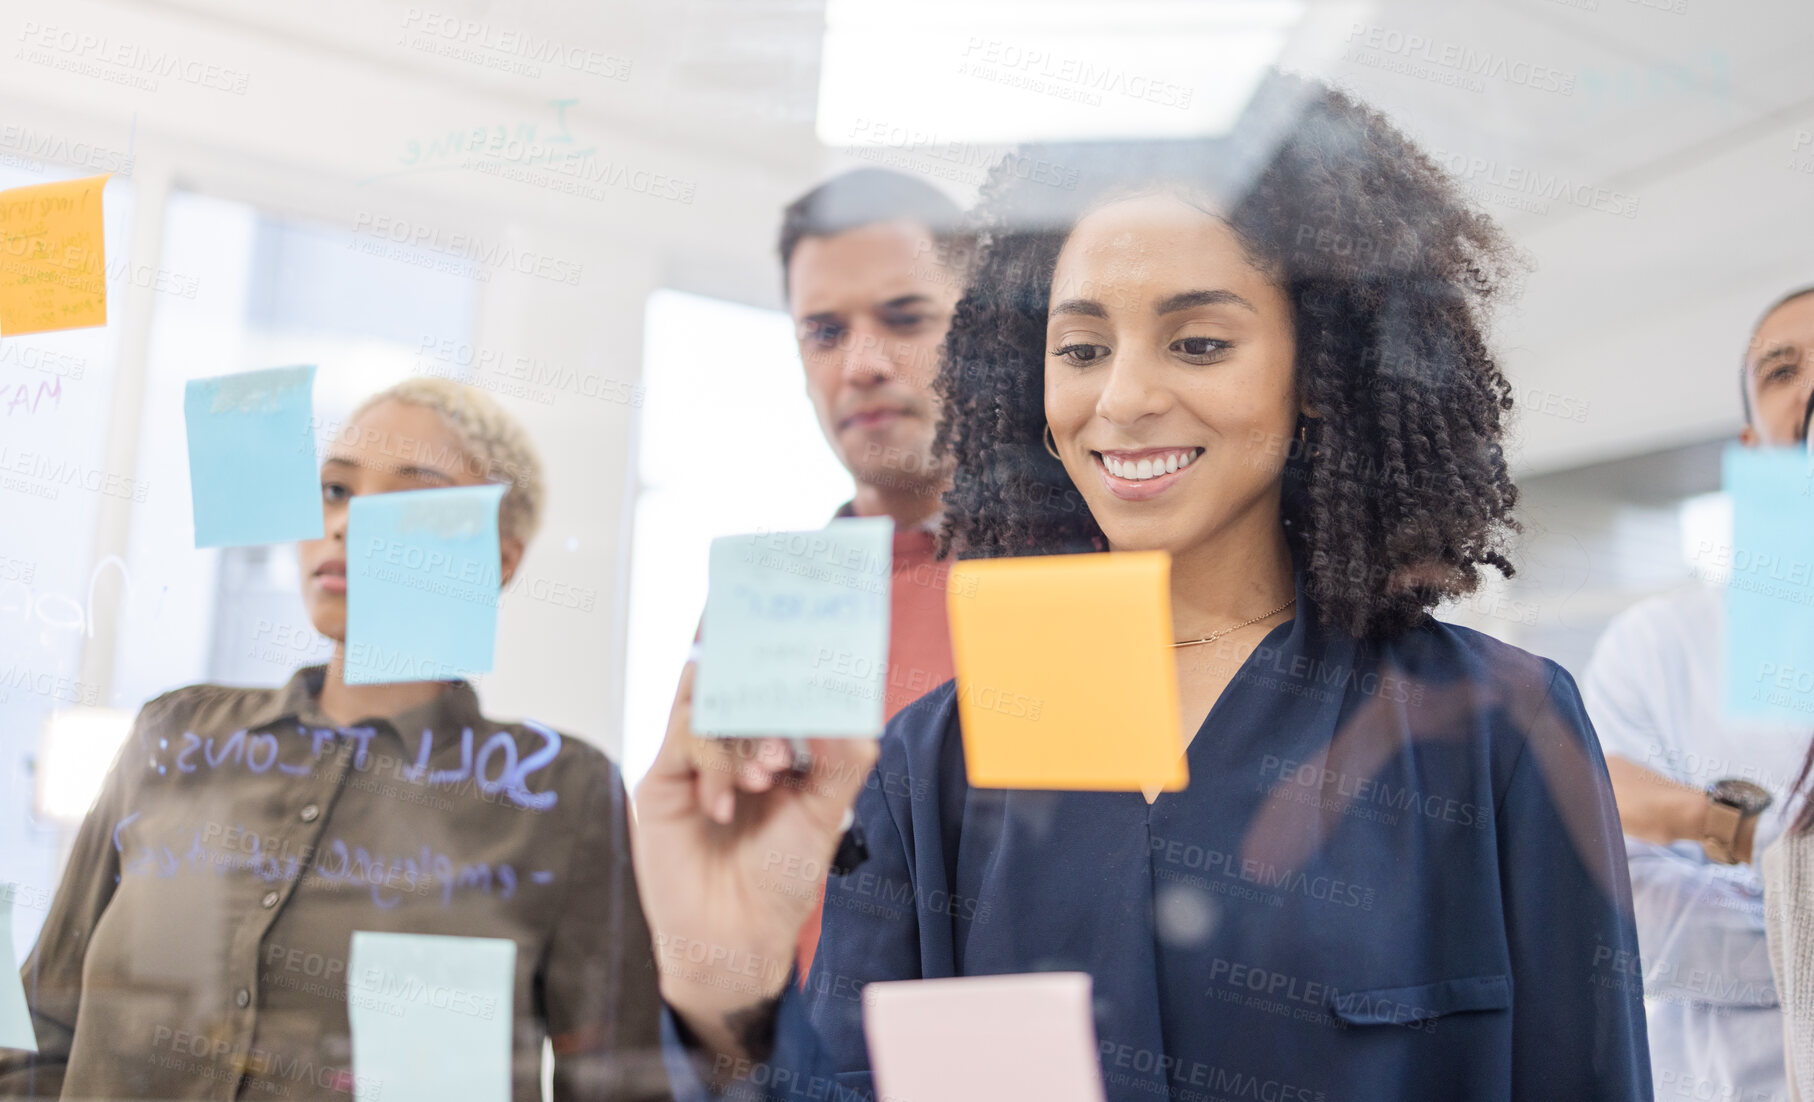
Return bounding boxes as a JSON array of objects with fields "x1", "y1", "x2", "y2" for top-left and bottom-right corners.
[
  {"x1": 633, "y1": 74, "x2": 1652, "y2": 1102},
  {"x1": 934, "y1": 78, "x2": 1523, "y2": 641}
]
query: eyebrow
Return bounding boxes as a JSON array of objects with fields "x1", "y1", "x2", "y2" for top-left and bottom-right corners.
[
  {"x1": 395, "y1": 464, "x2": 456, "y2": 482},
  {"x1": 1049, "y1": 289, "x2": 1258, "y2": 321},
  {"x1": 321, "y1": 455, "x2": 456, "y2": 482},
  {"x1": 1050, "y1": 298, "x2": 1108, "y2": 319},
  {"x1": 802, "y1": 295, "x2": 938, "y2": 324},
  {"x1": 1755, "y1": 343, "x2": 1801, "y2": 365},
  {"x1": 1155, "y1": 289, "x2": 1257, "y2": 315}
]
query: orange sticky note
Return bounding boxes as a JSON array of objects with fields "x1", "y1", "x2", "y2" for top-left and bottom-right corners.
[
  {"x1": 946, "y1": 551, "x2": 1186, "y2": 791},
  {"x1": 0, "y1": 173, "x2": 110, "y2": 337}
]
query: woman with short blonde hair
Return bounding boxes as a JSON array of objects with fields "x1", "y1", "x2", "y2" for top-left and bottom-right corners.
[{"x1": 1, "y1": 378, "x2": 669, "y2": 1101}]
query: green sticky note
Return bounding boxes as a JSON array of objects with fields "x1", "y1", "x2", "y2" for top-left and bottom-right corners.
[
  {"x1": 347, "y1": 932, "x2": 514, "y2": 1102},
  {"x1": 345, "y1": 484, "x2": 505, "y2": 685},
  {"x1": 1722, "y1": 444, "x2": 1814, "y2": 721},
  {"x1": 183, "y1": 365, "x2": 323, "y2": 547},
  {"x1": 695, "y1": 517, "x2": 894, "y2": 736},
  {"x1": 0, "y1": 884, "x2": 36, "y2": 1051}
]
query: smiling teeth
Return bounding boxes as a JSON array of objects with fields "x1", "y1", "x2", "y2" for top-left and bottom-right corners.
[{"x1": 1105, "y1": 450, "x2": 1200, "y2": 481}]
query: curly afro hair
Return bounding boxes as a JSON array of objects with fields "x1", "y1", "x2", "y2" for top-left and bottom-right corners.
[{"x1": 932, "y1": 74, "x2": 1525, "y2": 642}]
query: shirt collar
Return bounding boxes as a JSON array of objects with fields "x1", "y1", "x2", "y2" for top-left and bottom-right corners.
[{"x1": 246, "y1": 665, "x2": 488, "y2": 736}]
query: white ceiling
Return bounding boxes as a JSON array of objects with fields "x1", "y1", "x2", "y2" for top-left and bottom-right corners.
[{"x1": 9, "y1": 0, "x2": 1812, "y2": 473}]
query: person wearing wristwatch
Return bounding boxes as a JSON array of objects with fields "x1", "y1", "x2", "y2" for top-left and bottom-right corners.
[
  {"x1": 1583, "y1": 286, "x2": 1814, "y2": 1102},
  {"x1": 1706, "y1": 779, "x2": 1775, "y2": 864}
]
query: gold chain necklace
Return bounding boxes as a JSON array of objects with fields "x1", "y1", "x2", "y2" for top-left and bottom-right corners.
[{"x1": 1169, "y1": 597, "x2": 1297, "y2": 649}]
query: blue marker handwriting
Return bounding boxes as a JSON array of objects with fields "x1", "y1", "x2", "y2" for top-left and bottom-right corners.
[
  {"x1": 111, "y1": 815, "x2": 554, "y2": 910},
  {"x1": 147, "y1": 720, "x2": 563, "y2": 811},
  {"x1": 728, "y1": 584, "x2": 869, "y2": 622}
]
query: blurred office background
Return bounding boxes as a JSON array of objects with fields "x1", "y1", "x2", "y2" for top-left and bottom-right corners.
[{"x1": 3, "y1": 0, "x2": 1811, "y2": 954}]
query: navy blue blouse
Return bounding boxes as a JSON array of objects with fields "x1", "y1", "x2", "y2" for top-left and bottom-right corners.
[{"x1": 709, "y1": 574, "x2": 1652, "y2": 1102}]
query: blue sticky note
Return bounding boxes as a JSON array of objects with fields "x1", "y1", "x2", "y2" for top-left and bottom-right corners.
[
  {"x1": 695, "y1": 517, "x2": 893, "y2": 736},
  {"x1": 345, "y1": 484, "x2": 505, "y2": 685},
  {"x1": 183, "y1": 365, "x2": 323, "y2": 547},
  {"x1": 347, "y1": 932, "x2": 514, "y2": 1102},
  {"x1": 1722, "y1": 444, "x2": 1814, "y2": 721},
  {"x1": 0, "y1": 885, "x2": 36, "y2": 1052}
]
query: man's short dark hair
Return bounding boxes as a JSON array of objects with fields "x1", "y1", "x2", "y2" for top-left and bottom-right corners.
[
  {"x1": 1739, "y1": 285, "x2": 1814, "y2": 425},
  {"x1": 777, "y1": 168, "x2": 966, "y2": 294}
]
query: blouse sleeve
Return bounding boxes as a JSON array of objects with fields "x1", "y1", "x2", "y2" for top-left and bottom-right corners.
[
  {"x1": 543, "y1": 745, "x2": 672, "y2": 1102},
  {"x1": 0, "y1": 691, "x2": 175, "y2": 1098},
  {"x1": 1582, "y1": 598, "x2": 1777, "y2": 1007},
  {"x1": 1499, "y1": 664, "x2": 1652, "y2": 1101}
]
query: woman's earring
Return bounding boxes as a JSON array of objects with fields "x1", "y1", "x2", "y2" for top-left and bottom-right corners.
[
  {"x1": 1297, "y1": 417, "x2": 1318, "y2": 459},
  {"x1": 1043, "y1": 424, "x2": 1062, "y2": 461}
]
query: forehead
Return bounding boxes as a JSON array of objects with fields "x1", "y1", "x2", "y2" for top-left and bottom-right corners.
[
  {"x1": 1752, "y1": 295, "x2": 1814, "y2": 361},
  {"x1": 325, "y1": 399, "x2": 462, "y2": 466},
  {"x1": 1053, "y1": 193, "x2": 1250, "y2": 296},
  {"x1": 786, "y1": 220, "x2": 945, "y2": 317}
]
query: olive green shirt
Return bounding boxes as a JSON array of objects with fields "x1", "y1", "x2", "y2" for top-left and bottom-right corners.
[{"x1": 0, "y1": 667, "x2": 670, "y2": 1101}]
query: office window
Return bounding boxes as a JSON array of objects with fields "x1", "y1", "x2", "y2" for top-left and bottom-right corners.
[
  {"x1": 620, "y1": 290, "x2": 853, "y2": 789},
  {"x1": 0, "y1": 167, "x2": 136, "y2": 958}
]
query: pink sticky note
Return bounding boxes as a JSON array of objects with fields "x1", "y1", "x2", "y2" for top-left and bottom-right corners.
[{"x1": 863, "y1": 973, "x2": 1107, "y2": 1102}]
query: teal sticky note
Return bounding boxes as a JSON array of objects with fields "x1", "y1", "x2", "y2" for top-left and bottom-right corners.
[
  {"x1": 347, "y1": 932, "x2": 514, "y2": 1102},
  {"x1": 183, "y1": 365, "x2": 323, "y2": 547},
  {"x1": 0, "y1": 885, "x2": 36, "y2": 1052},
  {"x1": 695, "y1": 517, "x2": 893, "y2": 736},
  {"x1": 1723, "y1": 444, "x2": 1814, "y2": 721},
  {"x1": 345, "y1": 484, "x2": 505, "y2": 685}
]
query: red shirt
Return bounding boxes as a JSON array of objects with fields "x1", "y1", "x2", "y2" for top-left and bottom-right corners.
[{"x1": 851, "y1": 506, "x2": 958, "y2": 721}]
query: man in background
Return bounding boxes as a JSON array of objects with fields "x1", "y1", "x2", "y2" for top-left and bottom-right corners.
[
  {"x1": 1583, "y1": 287, "x2": 1814, "y2": 1102},
  {"x1": 717, "y1": 168, "x2": 969, "y2": 980},
  {"x1": 777, "y1": 168, "x2": 965, "y2": 721}
]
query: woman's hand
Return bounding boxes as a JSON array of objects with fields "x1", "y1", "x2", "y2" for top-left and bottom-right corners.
[{"x1": 631, "y1": 662, "x2": 878, "y2": 1068}]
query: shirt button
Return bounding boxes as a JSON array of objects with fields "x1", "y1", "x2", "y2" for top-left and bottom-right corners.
[
  {"x1": 261, "y1": 890, "x2": 280, "y2": 909},
  {"x1": 235, "y1": 988, "x2": 251, "y2": 1008},
  {"x1": 300, "y1": 804, "x2": 320, "y2": 823}
]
